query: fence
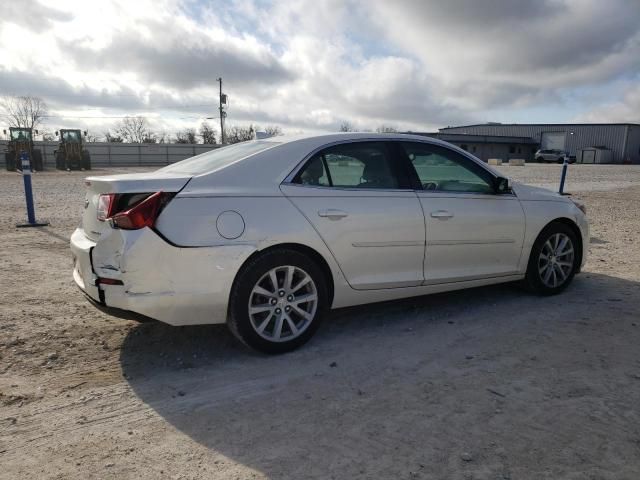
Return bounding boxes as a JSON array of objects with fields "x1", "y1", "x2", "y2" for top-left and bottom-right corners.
[{"x1": 0, "y1": 141, "x2": 221, "y2": 168}]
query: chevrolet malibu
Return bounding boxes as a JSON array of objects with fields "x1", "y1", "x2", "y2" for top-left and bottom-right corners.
[{"x1": 71, "y1": 133, "x2": 588, "y2": 353}]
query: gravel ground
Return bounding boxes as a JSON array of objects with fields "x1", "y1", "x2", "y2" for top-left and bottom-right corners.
[{"x1": 1, "y1": 164, "x2": 640, "y2": 479}]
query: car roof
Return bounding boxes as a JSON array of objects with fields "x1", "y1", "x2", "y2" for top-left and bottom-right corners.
[{"x1": 264, "y1": 131, "x2": 463, "y2": 152}]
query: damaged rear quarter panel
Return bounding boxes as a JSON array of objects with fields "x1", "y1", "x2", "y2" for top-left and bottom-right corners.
[{"x1": 91, "y1": 227, "x2": 256, "y2": 325}]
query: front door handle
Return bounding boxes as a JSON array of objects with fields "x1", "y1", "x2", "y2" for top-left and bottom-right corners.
[
  {"x1": 430, "y1": 210, "x2": 454, "y2": 219},
  {"x1": 318, "y1": 209, "x2": 348, "y2": 220}
]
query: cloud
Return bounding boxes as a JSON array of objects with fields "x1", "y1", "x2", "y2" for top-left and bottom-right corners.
[
  {"x1": 367, "y1": 0, "x2": 640, "y2": 109},
  {"x1": 62, "y1": 18, "x2": 295, "y2": 90},
  {"x1": 0, "y1": 0, "x2": 638, "y2": 136},
  {"x1": 1, "y1": 0, "x2": 71, "y2": 33},
  {"x1": 575, "y1": 83, "x2": 640, "y2": 123}
]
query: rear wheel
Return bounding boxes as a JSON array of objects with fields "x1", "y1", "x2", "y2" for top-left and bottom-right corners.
[
  {"x1": 82, "y1": 150, "x2": 91, "y2": 170},
  {"x1": 523, "y1": 222, "x2": 579, "y2": 295},
  {"x1": 228, "y1": 249, "x2": 328, "y2": 354},
  {"x1": 5, "y1": 152, "x2": 16, "y2": 171},
  {"x1": 55, "y1": 152, "x2": 65, "y2": 170},
  {"x1": 32, "y1": 149, "x2": 43, "y2": 171}
]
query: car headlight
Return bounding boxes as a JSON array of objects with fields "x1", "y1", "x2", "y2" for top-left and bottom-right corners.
[{"x1": 569, "y1": 198, "x2": 587, "y2": 215}]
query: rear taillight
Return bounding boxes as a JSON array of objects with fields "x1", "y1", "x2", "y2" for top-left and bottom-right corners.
[
  {"x1": 97, "y1": 194, "x2": 116, "y2": 221},
  {"x1": 109, "y1": 192, "x2": 173, "y2": 230}
]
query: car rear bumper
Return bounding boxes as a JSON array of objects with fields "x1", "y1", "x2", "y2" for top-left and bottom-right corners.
[{"x1": 70, "y1": 227, "x2": 256, "y2": 326}]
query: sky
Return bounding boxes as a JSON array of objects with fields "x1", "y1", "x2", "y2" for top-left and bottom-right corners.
[{"x1": 1, "y1": 0, "x2": 639, "y2": 139}]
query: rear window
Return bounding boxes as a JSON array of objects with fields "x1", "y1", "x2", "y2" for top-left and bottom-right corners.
[{"x1": 158, "y1": 141, "x2": 280, "y2": 175}]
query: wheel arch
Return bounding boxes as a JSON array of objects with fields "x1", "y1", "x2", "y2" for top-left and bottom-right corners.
[
  {"x1": 231, "y1": 242, "x2": 335, "y2": 306},
  {"x1": 539, "y1": 217, "x2": 583, "y2": 271}
]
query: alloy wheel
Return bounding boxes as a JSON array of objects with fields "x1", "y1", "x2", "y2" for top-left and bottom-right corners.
[
  {"x1": 538, "y1": 233, "x2": 575, "y2": 288},
  {"x1": 248, "y1": 265, "x2": 318, "y2": 342}
]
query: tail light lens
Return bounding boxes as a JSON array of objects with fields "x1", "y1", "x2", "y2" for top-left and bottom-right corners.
[
  {"x1": 97, "y1": 192, "x2": 173, "y2": 230},
  {"x1": 97, "y1": 193, "x2": 115, "y2": 221}
]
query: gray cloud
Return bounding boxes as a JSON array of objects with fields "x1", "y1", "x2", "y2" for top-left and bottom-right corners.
[
  {"x1": 62, "y1": 18, "x2": 295, "y2": 90},
  {"x1": 1, "y1": 0, "x2": 71, "y2": 32},
  {"x1": 369, "y1": 0, "x2": 640, "y2": 108}
]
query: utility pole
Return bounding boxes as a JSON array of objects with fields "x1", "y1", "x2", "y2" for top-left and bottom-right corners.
[{"x1": 217, "y1": 77, "x2": 226, "y2": 144}]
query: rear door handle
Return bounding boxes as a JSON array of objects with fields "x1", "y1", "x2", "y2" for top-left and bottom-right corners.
[
  {"x1": 318, "y1": 209, "x2": 348, "y2": 220},
  {"x1": 430, "y1": 210, "x2": 454, "y2": 219}
]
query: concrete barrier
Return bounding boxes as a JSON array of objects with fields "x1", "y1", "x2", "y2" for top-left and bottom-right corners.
[
  {"x1": 508, "y1": 158, "x2": 526, "y2": 166},
  {"x1": 488, "y1": 158, "x2": 502, "y2": 166}
]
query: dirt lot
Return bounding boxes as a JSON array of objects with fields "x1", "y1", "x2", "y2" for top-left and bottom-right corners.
[{"x1": 1, "y1": 164, "x2": 640, "y2": 479}]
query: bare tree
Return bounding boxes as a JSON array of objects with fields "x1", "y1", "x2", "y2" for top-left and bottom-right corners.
[
  {"x1": 175, "y1": 128, "x2": 197, "y2": 144},
  {"x1": 199, "y1": 122, "x2": 217, "y2": 144},
  {"x1": 85, "y1": 132, "x2": 101, "y2": 142},
  {"x1": 1, "y1": 95, "x2": 48, "y2": 130},
  {"x1": 114, "y1": 116, "x2": 154, "y2": 143},
  {"x1": 104, "y1": 130, "x2": 124, "y2": 143},
  {"x1": 225, "y1": 124, "x2": 255, "y2": 144},
  {"x1": 376, "y1": 125, "x2": 398, "y2": 133},
  {"x1": 263, "y1": 125, "x2": 283, "y2": 137},
  {"x1": 338, "y1": 120, "x2": 356, "y2": 132}
]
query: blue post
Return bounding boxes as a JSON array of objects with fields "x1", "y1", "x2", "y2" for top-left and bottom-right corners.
[
  {"x1": 21, "y1": 151, "x2": 36, "y2": 223},
  {"x1": 558, "y1": 155, "x2": 569, "y2": 195},
  {"x1": 16, "y1": 150, "x2": 49, "y2": 228}
]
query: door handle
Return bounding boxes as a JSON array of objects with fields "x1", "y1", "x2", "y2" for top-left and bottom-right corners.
[
  {"x1": 430, "y1": 210, "x2": 454, "y2": 219},
  {"x1": 318, "y1": 209, "x2": 348, "y2": 220}
]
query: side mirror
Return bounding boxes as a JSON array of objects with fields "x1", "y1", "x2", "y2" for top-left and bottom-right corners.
[
  {"x1": 494, "y1": 176, "x2": 510, "y2": 194},
  {"x1": 35, "y1": 129, "x2": 39, "y2": 135},
  {"x1": 83, "y1": 131, "x2": 87, "y2": 137},
  {"x1": 55, "y1": 131, "x2": 59, "y2": 136}
]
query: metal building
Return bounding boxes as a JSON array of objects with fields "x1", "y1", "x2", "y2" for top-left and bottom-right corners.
[
  {"x1": 407, "y1": 132, "x2": 538, "y2": 162},
  {"x1": 437, "y1": 123, "x2": 640, "y2": 164}
]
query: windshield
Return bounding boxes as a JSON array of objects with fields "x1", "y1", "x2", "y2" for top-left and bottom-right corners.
[
  {"x1": 62, "y1": 130, "x2": 81, "y2": 142},
  {"x1": 158, "y1": 140, "x2": 281, "y2": 175},
  {"x1": 10, "y1": 129, "x2": 32, "y2": 141}
]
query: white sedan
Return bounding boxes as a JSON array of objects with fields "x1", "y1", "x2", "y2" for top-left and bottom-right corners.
[{"x1": 70, "y1": 133, "x2": 589, "y2": 353}]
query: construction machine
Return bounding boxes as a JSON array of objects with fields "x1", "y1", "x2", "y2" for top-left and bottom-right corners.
[
  {"x1": 54, "y1": 129, "x2": 91, "y2": 170},
  {"x1": 4, "y1": 127, "x2": 44, "y2": 171}
]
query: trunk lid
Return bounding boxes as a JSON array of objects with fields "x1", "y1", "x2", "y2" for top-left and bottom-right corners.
[{"x1": 82, "y1": 171, "x2": 191, "y2": 241}]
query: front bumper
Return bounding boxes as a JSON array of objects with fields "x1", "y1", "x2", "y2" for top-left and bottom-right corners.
[{"x1": 70, "y1": 227, "x2": 256, "y2": 326}]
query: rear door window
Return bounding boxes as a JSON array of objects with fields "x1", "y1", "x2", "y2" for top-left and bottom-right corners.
[{"x1": 294, "y1": 141, "x2": 408, "y2": 189}]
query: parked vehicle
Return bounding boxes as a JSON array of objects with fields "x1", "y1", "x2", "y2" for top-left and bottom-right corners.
[
  {"x1": 55, "y1": 129, "x2": 91, "y2": 170},
  {"x1": 71, "y1": 133, "x2": 589, "y2": 353},
  {"x1": 4, "y1": 127, "x2": 44, "y2": 171},
  {"x1": 535, "y1": 149, "x2": 575, "y2": 163}
]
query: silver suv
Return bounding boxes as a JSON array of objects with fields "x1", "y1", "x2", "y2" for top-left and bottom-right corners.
[{"x1": 535, "y1": 149, "x2": 569, "y2": 163}]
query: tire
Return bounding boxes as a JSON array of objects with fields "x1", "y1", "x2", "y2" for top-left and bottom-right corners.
[
  {"x1": 82, "y1": 150, "x2": 91, "y2": 170},
  {"x1": 523, "y1": 222, "x2": 579, "y2": 295},
  {"x1": 32, "y1": 149, "x2": 43, "y2": 171},
  {"x1": 557, "y1": 157, "x2": 564, "y2": 164},
  {"x1": 5, "y1": 152, "x2": 16, "y2": 171},
  {"x1": 228, "y1": 249, "x2": 328, "y2": 354},
  {"x1": 55, "y1": 152, "x2": 64, "y2": 170}
]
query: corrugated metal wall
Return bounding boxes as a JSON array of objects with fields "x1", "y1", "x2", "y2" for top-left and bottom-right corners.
[
  {"x1": 0, "y1": 141, "x2": 221, "y2": 167},
  {"x1": 624, "y1": 125, "x2": 640, "y2": 164},
  {"x1": 440, "y1": 124, "x2": 637, "y2": 163}
]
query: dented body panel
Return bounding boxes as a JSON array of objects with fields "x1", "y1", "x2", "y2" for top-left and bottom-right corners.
[{"x1": 72, "y1": 226, "x2": 255, "y2": 325}]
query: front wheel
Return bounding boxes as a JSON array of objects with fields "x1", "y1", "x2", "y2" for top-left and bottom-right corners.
[
  {"x1": 523, "y1": 222, "x2": 579, "y2": 295},
  {"x1": 228, "y1": 249, "x2": 328, "y2": 354}
]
